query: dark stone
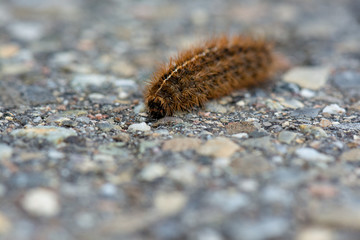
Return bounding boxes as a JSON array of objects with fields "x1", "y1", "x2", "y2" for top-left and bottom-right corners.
[
  {"x1": 21, "y1": 85, "x2": 56, "y2": 106},
  {"x1": 290, "y1": 108, "x2": 320, "y2": 118},
  {"x1": 331, "y1": 70, "x2": 360, "y2": 100}
]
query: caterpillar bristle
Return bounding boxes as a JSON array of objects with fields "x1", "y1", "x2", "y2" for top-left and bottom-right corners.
[{"x1": 144, "y1": 35, "x2": 274, "y2": 119}]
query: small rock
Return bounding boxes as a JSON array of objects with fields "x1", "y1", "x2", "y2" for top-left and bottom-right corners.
[
  {"x1": 322, "y1": 104, "x2": 346, "y2": 115},
  {"x1": 299, "y1": 125, "x2": 328, "y2": 138},
  {"x1": 197, "y1": 137, "x2": 239, "y2": 158},
  {"x1": 7, "y1": 22, "x2": 45, "y2": 41},
  {"x1": 96, "y1": 122, "x2": 115, "y2": 132},
  {"x1": 319, "y1": 119, "x2": 332, "y2": 128},
  {"x1": 99, "y1": 183, "x2": 117, "y2": 197},
  {"x1": 331, "y1": 70, "x2": 360, "y2": 100},
  {"x1": 11, "y1": 126, "x2": 77, "y2": 145},
  {"x1": 205, "y1": 102, "x2": 227, "y2": 113},
  {"x1": 114, "y1": 79, "x2": 138, "y2": 91},
  {"x1": 128, "y1": 122, "x2": 151, "y2": 132},
  {"x1": 231, "y1": 153, "x2": 272, "y2": 176},
  {"x1": 22, "y1": 85, "x2": 56, "y2": 106},
  {"x1": 139, "y1": 163, "x2": 166, "y2": 181},
  {"x1": 340, "y1": 149, "x2": 360, "y2": 161},
  {"x1": 283, "y1": 66, "x2": 330, "y2": 90},
  {"x1": 191, "y1": 228, "x2": 223, "y2": 240},
  {"x1": 290, "y1": 108, "x2": 320, "y2": 118},
  {"x1": 226, "y1": 121, "x2": 258, "y2": 134},
  {"x1": 162, "y1": 137, "x2": 201, "y2": 152},
  {"x1": 88, "y1": 93, "x2": 105, "y2": 101},
  {"x1": 278, "y1": 131, "x2": 298, "y2": 144},
  {"x1": 134, "y1": 102, "x2": 145, "y2": 114},
  {"x1": 0, "y1": 212, "x2": 12, "y2": 234},
  {"x1": 300, "y1": 89, "x2": 316, "y2": 98},
  {"x1": 296, "y1": 227, "x2": 333, "y2": 240},
  {"x1": 278, "y1": 98, "x2": 304, "y2": 109},
  {"x1": 21, "y1": 188, "x2": 60, "y2": 218},
  {"x1": 232, "y1": 133, "x2": 249, "y2": 139},
  {"x1": 332, "y1": 123, "x2": 360, "y2": 130},
  {"x1": 295, "y1": 148, "x2": 333, "y2": 162},
  {"x1": 265, "y1": 99, "x2": 284, "y2": 110},
  {"x1": 0, "y1": 43, "x2": 19, "y2": 58},
  {"x1": 0, "y1": 144, "x2": 13, "y2": 159},
  {"x1": 207, "y1": 190, "x2": 249, "y2": 213},
  {"x1": 112, "y1": 132, "x2": 130, "y2": 142},
  {"x1": 153, "y1": 117, "x2": 184, "y2": 127},
  {"x1": 168, "y1": 164, "x2": 196, "y2": 185},
  {"x1": 154, "y1": 192, "x2": 187, "y2": 216},
  {"x1": 71, "y1": 74, "x2": 113, "y2": 90}
]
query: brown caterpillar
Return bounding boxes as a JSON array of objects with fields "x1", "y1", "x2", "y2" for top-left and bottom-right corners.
[{"x1": 144, "y1": 35, "x2": 273, "y2": 119}]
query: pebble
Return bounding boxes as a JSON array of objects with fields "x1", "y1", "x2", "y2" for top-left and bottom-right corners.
[
  {"x1": 278, "y1": 131, "x2": 298, "y2": 144},
  {"x1": 168, "y1": 164, "x2": 196, "y2": 185},
  {"x1": 340, "y1": 148, "x2": 360, "y2": 161},
  {"x1": 295, "y1": 148, "x2": 333, "y2": 162},
  {"x1": 300, "y1": 89, "x2": 316, "y2": 98},
  {"x1": 205, "y1": 102, "x2": 227, "y2": 113},
  {"x1": 226, "y1": 121, "x2": 258, "y2": 134},
  {"x1": 265, "y1": 99, "x2": 285, "y2": 110},
  {"x1": 21, "y1": 188, "x2": 60, "y2": 217},
  {"x1": 207, "y1": 190, "x2": 249, "y2": 213},
  {"x1": 88, "y1": 93, "x2": 105, "y2": 101},
  {"x1": 71, "y1": 74, "x2": 113, "y2": 90},
  {"x1": 232, "y1": 133, "x2": 249, "y2": 139},
  {"x1": 283, "y1": 66, "x2": 330, "y2": 90},
  {"x1": 227, "y1": 217, "x2": 289, "y2": 240},
  {"x1": 114, "y1": 79, "x2": 138, "y2": 91},
  {"x1": 133, "y1": 102, "x2": 145, "y2": 114},
  {"x1": 11, "y1": 126, "x2": 77, "y2": 144},
  {"x1": 197, "y1": 137, "x2": 239, "y2": 158},
  {"x1": 231, "y1": 154, "x2": 272, "y2": 176},
  {"x1": 22, "y1": 85, "x2": 56, "y2": 106},
  {"x1": 311, "y1": 207, "x2": 360, "y2": 230},
  {"x1": 162, "y1": 137, "x2": 201, "y2": 152},
  {"x1": 278, "y1": 98, "x2": 304, "y2": 109},
  {"x1": 331, "y1": 70, "x2": 360, "y2": 100},
  {"x1": 139, "y1": 163, "x2": 167, "y2": 181},
  {"x1": 296, "y1": 227, "x2": 333, "y2": 240},
  {"x1": 191, "y1": 228, "x2": 223, "y2": 240},
  {"x1": 290, "y1": 108, "x2": 320, "y2": 118},
  {"x1": 99, "y1": 183, "x2": 118, "y2": 197},
  {"x1": 7, "y1": 22, "x2": 45, "y2": 41},
  {"x1": 112, "y1": 132, "x2": 131, "y2": 142},
  {"x1": 299, "y1": 125, "x2": 328, "y2": 138},
  {"x1": 0, "y1": 212, "x2": 11, "y2": 234},
  {"x1": 319, "y1": 119, "x2": 332, "y2": 128},
  {"x1": 322, "y1": 104, "x2": 346, "y2": 115},
  {"x1": 0, "y1": 144, "x2": 13, "y2": 159},
  {"x1": 154, "y1": 192, "x2": 187, "y2": 216},
  {"x1": 128, "y1": 122, "x2": 151, "y2": 132},
  {"x1": 332, "y1": 123, "x2": 360, "y2": 130}
]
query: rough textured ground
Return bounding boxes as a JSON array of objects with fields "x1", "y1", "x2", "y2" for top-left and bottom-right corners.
[{"x1": 1, "y1": 0, "x2": 360, "y2": 239}]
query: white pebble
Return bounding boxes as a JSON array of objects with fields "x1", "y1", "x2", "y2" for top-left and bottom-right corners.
[
  {"x1": 21, "y1": 188, "x2": 60, "y2": 217},
  {"x1": 322, "y1": 104, "x2": 346, "y2": 114},
  {"x1": 295, "y1": 148, "x2": 333, "y2": 162},
  {"x1": 128, "y1": 122, "x2": 150, "y2": 132},
  {"x1": 139, "y1": 163, "x2": 166, "y2": 181},
  {"x1": 300, "y1": 89, "x2": 316, "y2": 98}
]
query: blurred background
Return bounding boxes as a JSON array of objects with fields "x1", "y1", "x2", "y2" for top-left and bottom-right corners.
[{"x1": 1, "y1": 0, "x2": 360, "y2": 85}]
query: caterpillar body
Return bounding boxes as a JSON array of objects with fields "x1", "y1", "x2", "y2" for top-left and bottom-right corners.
[{"x1": 144, "y1": 35, "x2": 273, "y2": 119}]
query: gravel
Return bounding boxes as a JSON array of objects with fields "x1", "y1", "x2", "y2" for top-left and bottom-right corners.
[{"x1": 1, "y1": 0, "x2": 360, "y2": 239}]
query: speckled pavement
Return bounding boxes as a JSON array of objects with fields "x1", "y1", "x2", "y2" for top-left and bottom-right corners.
[{"x1": 1, "y1": 0, "x2": 360, "y2": 239}]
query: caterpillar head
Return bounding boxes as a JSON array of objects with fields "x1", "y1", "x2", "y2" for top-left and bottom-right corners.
[{"x1": 146, "y1": 96, "x2": 167, "y2": 119}]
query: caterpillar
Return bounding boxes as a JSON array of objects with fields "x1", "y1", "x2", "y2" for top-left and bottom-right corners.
[{"x1": 144, "y1": 35, "x2": 274, "y2": 119}]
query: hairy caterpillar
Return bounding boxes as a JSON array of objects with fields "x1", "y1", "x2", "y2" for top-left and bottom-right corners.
[{"x1": 144, "y1": 35, "x2": 273, "y2": 119}]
